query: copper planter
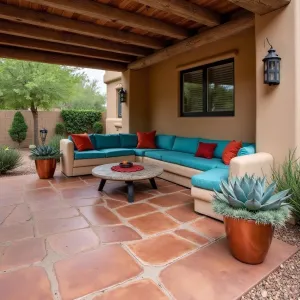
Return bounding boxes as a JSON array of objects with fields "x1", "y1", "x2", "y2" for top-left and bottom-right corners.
[
  {"x1": 224, "y1": 217, "x2": 274, "y2": 264},
  {"x1": 35, "y1": 159, "x2": 56, "y2": 179}
]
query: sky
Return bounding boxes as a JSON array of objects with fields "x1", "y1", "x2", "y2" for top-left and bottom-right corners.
[{"x1": 82, "y1": 68, "x2": 106, "y2": 94}]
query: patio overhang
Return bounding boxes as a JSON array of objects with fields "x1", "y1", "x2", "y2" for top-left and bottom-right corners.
[{"x1": 0, "y1": 0, "x2": 291, "y2": 71}]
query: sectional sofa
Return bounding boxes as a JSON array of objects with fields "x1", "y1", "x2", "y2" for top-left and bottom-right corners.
[{"x1": 60, "y1": 134, "x2": 273, "y2": 220}]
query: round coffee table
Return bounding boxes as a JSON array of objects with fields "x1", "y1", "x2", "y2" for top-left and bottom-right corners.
[{"x1": 92, "y1": 163, "x2": 164, "y2": 203}]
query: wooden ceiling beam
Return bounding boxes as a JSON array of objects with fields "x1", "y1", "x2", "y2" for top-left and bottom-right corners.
[
  {"x1": 133, "y1": 0, "x2": 220, "y2": 27},
  {"x1": 129, "y1": 13, "x2": 255, "y2": 70},
  {"x1": 0, "y1": 3, "x2": 164, "y2": 49},
  {"x1": 28, "y1": 0, "x2": 189, "y2": 39},
  {"x1": 0, "y1": 20, "x2": 152, "y2": 57},
  {"x1": 0, "y1": 34, "x2": 134, "y2": 63},
  {"x1": 0, "y1": 45, "x2": 127, "y2": 71},
  {"x1": 228, "y1": 0, "x2": 291, "y2": 15}
]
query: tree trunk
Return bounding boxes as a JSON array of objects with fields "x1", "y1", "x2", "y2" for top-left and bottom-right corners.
[{"x1": 31, "y1": 105, "x2": 39, "y2": 146}]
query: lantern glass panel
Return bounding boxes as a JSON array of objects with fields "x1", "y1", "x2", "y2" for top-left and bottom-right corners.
[
  {"x1": 269, "y1": 60, "x2": 275, "y2": 70},
  {"x1": 269, "y1": 72, "x2": 275, "y2": 81}
]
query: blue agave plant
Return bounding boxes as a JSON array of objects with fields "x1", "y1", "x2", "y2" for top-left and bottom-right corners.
[{"x1": 214, "y1": 174, "x2": 291, "y2": 212}]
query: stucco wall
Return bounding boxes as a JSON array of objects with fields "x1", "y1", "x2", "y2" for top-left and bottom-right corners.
[{"x1": 147, "y1": 28, "x2": 256, "y2": 142}]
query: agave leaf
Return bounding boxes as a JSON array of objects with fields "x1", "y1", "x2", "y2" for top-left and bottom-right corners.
[
  {"x1": 228, "y1": 195, "x2": 245, "y2": 208},
  {"x1": 248, "y1": 187, "x2": 255, "y2": 201},
  {"x1": 245, "y1": 199, "x2": 262, "y2": 211},
  {"x1": 213, "y1": 190, "x2": 228, "y2": 203},
  {"x1": 268, "y1": 189, "x2": 290, "y2": 202},
  {"x1": 254, "y1": 184, "x2": 263, "y2": 203},
  {"x1": 260, "y1": 194, "x2": 292, "y2": 211},
  {"x1": 233, "y1": 182, "x2": 248, "y2": 203},
  {"x1": 261, "y1": 182, "x2": 276, "y2": 204},
  {"x1": 240, "y1": 177, "x2": 251, "y2": 197},
  {"x1": 260, "y1": 177, "x2": 266, "y2": 191},
  {"x1": 221, "y1": 181, "x2": 235, "y2": 198}
]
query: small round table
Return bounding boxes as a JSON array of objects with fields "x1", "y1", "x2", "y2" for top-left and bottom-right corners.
[{"x1": 92, "y1": 163, "x2": 164, "y2": 203}]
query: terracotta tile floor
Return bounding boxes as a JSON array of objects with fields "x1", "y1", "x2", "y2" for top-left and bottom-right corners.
[{"x1": 0, "y1": 173, "x2": 297, "y2": 300}]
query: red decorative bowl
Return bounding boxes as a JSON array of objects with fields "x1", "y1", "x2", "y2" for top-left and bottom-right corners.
[{"x1": 119, "y1": 162, "x2": 133, "y2": 168}]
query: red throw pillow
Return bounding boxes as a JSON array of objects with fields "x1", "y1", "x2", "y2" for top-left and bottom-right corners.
[
  {"x1": 71, "y1": 133, "x2": 94, "y2": 151},
  {"x1": 222, "y1": 140, "x2": 242, "y2": 165},
  {"x1": 137, "y1": 131, "x2": 156, "y2": 149},
  {"x1": 195, "y1": 142, "x2": 217, "y2": 159}
]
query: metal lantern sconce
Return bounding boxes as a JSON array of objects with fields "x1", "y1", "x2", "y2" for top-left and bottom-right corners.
[
  {"x1": 263, "y1": 38, "x2": 281, "y2": 85},
  {"x1": 118, "y1": 87, "x2": 127, "y2": 103},
  {"x1": 40, "y1": 128, "x2": 48, "y2": 145}
]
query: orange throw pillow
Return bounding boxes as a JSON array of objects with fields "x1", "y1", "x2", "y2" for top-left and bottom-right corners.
[
  {"x1": 137, "y1": 131, "x2": 156, "y2": 149},
  {"x1": 222, "y1": 140, "x2": 242, "y2": 165},
  {"x1": 71, "y1": 133, "x2": 94, "y2": 151}
]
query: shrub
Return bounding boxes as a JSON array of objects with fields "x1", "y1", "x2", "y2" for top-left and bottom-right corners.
[
  {"x1": 61, "y1": 110, "x2": 101, "y2": 133},
  {"x1": 272, "y1": 149, "x2": 300, "y2": 221},
  {"x1": 92, "y1": 121, "x2": 103, "y2": 134},
  {"x1": 0, "y1": 146, "x2": 23, "y2": 174},
  {"x1": 55, "y1": 123, "x2": 66, "y2": 135},
  {"x1": 48, "y1": 134, "x2": 64, "y2": 152},
  {"x1": 8, "y1": 111, "x2": 28, "y2": 146}
]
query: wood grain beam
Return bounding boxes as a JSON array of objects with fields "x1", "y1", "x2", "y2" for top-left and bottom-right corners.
[
  {"x1": 228, "y1": 0, "x2": 291, "y2": 15},
  {"x1": 0, "y1": 34, "x2": 134, "y2": 63},
  {"x1": 28, "y1": 0, "x2": 189, "y2": 39},
  {"x1": 0, "y1": 3, "x2": 164, "y2": 49},
  {"x1": 0, "y1": 45, "x2": 127, "y2": 71},
  {"x1": 133, "y1": 0, "x2": 220, "y2": 26},
  {"x1": 0, "y1": 20, "x2": 152, "y2": 57},
  {"x1": 129, "y1": 13, "x2": 254, "y2": 70}
]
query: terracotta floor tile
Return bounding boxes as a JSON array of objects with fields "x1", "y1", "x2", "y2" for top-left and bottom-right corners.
[
  {"x1": 35, "y1": 216, "x2": 89, "y2": 236},
  {"x1": 33, "y1": 207, "x2": 79, "y2": 220},
  {"x1": 160, "y1": 238, "x2": 297, "y2": 300},
  {"x1": 48, "y1": 228, "x2": 99, "y2": 255},
  {"x1": 61, "y1": 186, "x2": 102, "y2": 200},
  {"x1": 105, "y1": 191, "x2": 154, "y2": 202},
  {"x1": 64, "y1": 197, "x2": 104, "y2": 207},
  {"x1": 175, "y1": 229, "x2": 209, "y2": 245},
  {"x1": 149, "y1": 192, "x2": 193, "y2": 207},
  {"x1": 166, "y1": 203, "x2": 200, "y2": 223},
  {"x1": 192, "y1": 217, "x2": 225, "y2": 239},
  {"x1": 93, "y1": 279, "x2": 169, "y2": 300},
  {"x1": 52, "y1": 180, "x2": 88, "y2": 190},
  {"x1": 128, "y1": 234, "x2": 196, "y2": 265},
  {"x1": 158, "y1": 185, "x2": 187, "y2": 194},
  {"x1": 94, "y1": 225, "x2": 141, "y2": 243},
  {"x1": 0, "y1": 222, "x2": 34, "y2": 243},
  {"x1": 0, "y1": 238, "x2": 46, "y2": 270},
  {"x1": 0, "y1": 179, "x2": 23, "y2": 193},
  {"x1": 24, "y1": 187, "x2": 59, "y2": 202},
  {"x1": 55, "y1": 245, "x2": 142, "y2": 300},
  {"x1": 0, "y1": 205, "x2": 15, "y2": 224},
  {"x1": 155, "y1": 179, "x2": 175, "y2": 187},
  {"x1": 128, "y1": 212, "x2": 178, "y2": 235},
  {"x1": 49, "y1": 175, "x2": 80, "y2": 183},
  {"x1": 116, "y1": 203, "x2": 157, "y2": 218},
  {"x1": 79, "y1": 206, "x2": 121, "y2": 226},
  {"x1": 0, "y1": 192, "x2": 24, "y2": 207},
  {"x1": 181, "y1": 189, "x2": 192, "y2": 196},
  {"x1": 4, "y1": 203, "x2": 31, "y2": 225},
  {"x1": 24, "y1": 178, "x2": 51, "y2": 190},
  {"x1": 105, "y1": 199, "x2": 127, "y2": 209},
  {"x1": 0, "y1": 266, "x2": 53, "y2": 300},
  {"x1": 28, "y1": 198, "x2": 70, "y2": 212}
]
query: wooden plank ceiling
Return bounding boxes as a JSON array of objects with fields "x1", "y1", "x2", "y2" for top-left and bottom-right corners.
[{"x1": 0, "y1": 0, "x2": 291, "y2": 71}]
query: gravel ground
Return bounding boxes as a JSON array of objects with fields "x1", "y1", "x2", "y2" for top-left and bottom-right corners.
[{"x1": 243, "y1": 223, "x2": 300, "y2": 300}]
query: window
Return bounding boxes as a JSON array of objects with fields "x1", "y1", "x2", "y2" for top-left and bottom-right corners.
[
  {"x1": 116, "y1": 88, "x2": 122, "y2": 118},
  {"x1": 180, "y1": 58, "x2": 234, "y2": 117}
]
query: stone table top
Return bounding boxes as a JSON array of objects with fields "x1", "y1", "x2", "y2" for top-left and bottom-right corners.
[{"x1": 92, "y1": 163, "x2": 164, "y2": 181}]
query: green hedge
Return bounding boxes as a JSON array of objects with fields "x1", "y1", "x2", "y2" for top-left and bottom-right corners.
[{"x1": 61, "y1": 110, "x2": 101, "y2": 134}]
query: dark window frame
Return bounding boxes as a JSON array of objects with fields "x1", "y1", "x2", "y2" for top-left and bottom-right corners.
[
  {"x1": 116, "y1": 87, "x2": 122, "y2": 118},
  {"x1": 180, "y1": 58, "x2": 235, "y2": 117}
]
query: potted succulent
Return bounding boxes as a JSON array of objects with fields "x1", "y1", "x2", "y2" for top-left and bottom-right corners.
[
  {"x1": 213, "y1": 174, "x2": 291, "y2": 264},
  {"x1": 30, "y1": 145, "x2": 61, "y2": 179}
]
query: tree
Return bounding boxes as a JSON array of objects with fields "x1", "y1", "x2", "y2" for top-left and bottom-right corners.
[
  {"x1": 9, "y1": 111, "x2": 28, "y2": 146},
  {"x1": 0, "y1": 59, "x2": 81, "y2": 145}
]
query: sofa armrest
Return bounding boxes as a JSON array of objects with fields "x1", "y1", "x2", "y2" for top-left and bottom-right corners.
[
  {"x1": 229, "y1": 152, "x2": 274, "y2": 181},
  {"x1": 60, "y1": 139, "x2": 74, "y2": 176}
]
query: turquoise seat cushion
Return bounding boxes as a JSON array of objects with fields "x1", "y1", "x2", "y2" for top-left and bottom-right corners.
[
  {"x1": 191, "y1": 168, "x2": 229, "y2": 192},
  {"x1": 155, "y1": 134, "x2": 176, "y2": 150},
  {"x1": 68, "y1": 134, "x2": 95, "y2": 151},
  {"x1": 134, "y1": 148, "x2": 165, "y2": 157},
  {"x1": 172, "y1": 137, "x2": 200, "y2": 154},
  {"x1": 145, "y1": 150, "x2": 168, "y2": 160},
  {"x1": 160, "y1": 151, "x2": 194, "y2": 165},
  {"x1": 74, "y1": 150, "x2": 106, "y2": 160},
  {"x1": 238, "y1": 144, "x2": 256, "y2": 156},
  {"x1": 93, "y1": 134, "x2": 120, "y2": 149},
  {"x1": 120, "y1": 134, "x2": 137, "y2": 148},
  {"x1": 181, "y1": 156, "x2": 228, "y2": 171},
  {"x1": 97, "y1": 148, "x2": 135, "y2": 158}
]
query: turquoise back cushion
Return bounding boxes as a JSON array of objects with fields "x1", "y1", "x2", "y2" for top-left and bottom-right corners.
[
  {"x1": 199, "y1": 138, "x2": 230, "y2": 159},
  {"x1": 93, "y1": 134, "x2": 120, "y2": 149},
  {"x1": 156, "y1": 134, "x2": 176, "y2": 150},
  {"x1": 172, "y1": 137, "x2": 200, "y2": 154},
  {"x1": 238, "y1": 144, "x2": 256, "y2": 156},
  {"x1": 119, "y1": 134, "x2": 138, "y2": 148},
  {"x1": 68, "y1": 134, "x2": 95, "y2": 151}
]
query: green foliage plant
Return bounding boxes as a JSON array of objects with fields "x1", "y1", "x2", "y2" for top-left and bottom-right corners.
[
  {"x1": 61, "y1": 110, "x2": 101, "y2": 133},
  {"x1": 212, "y1": 174, "x2": 291, "y2": 227},
  {"x1": 30, "y1": 145, "x2": 61, "y2": 160},
  {"x1": 48, "y1": 134, "x2": 64, "y2": 152},
  {"x1": 92, "y1": 121, "x2": 103, "y2": 134},
  {"x1": 0, "y1": 146, "x2": 23, "y2": 174},
  {"x1": 55, "y1": 123, "x2": 66, "y2": 136},
  {"x1": 8, "y1": 111, "x2": 28, "y2": 146},
  {"x1": 272, "y1": 149, "x2": 300, "y2": 221}
]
